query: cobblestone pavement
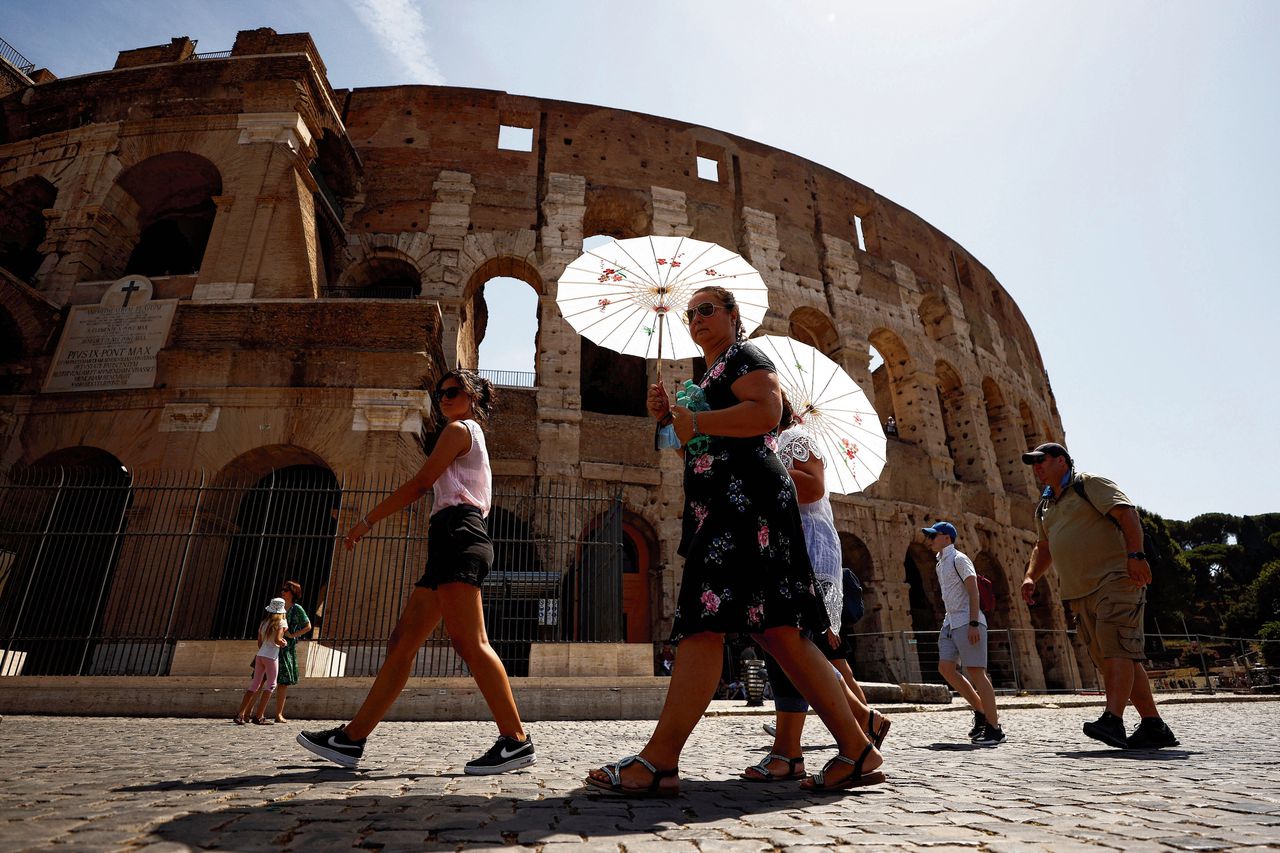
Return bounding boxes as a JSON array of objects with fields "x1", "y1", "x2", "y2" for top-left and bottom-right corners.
[{"x1": 3, "y1": 699, "x2": 1279, "y2": 851}]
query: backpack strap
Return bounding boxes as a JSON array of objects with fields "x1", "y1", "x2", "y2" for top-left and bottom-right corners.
[{"x1": 1071, "y1": 473, "x2": 1124, "y2": 531}]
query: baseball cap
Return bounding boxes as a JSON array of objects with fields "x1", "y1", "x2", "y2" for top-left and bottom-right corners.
[
  {"x1": 921, "y1": 521, "x2": 958, "y2": 540},
  {"x1": 1021, "y1": 442, "x2": 1071, "y2": 465}
]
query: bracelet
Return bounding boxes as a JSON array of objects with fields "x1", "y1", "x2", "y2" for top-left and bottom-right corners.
[
  {"x1": 691, "y1": 411, "x2": 700, "y2": 436},
  {"x1": 658, "y1": 413, "x2": 673, "y2": 426}
]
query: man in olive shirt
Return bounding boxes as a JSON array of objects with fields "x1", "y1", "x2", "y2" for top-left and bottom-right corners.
[{"x1": 1020, "y1": 443, "x2": 1179, "y2": 750}]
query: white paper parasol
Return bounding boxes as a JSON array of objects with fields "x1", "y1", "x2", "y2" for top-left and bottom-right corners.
[
  {"x1": 555, "y1": 236, "x2": 769, "y2": 369},
  {"x1": 753, "y1": 334, "x2": 887, "y2": 495}
]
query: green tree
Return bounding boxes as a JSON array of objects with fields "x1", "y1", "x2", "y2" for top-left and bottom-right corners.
[
  {"x1": 1224, "y1": 560, "x2": 1280, "y2": 638},
  {"x1": 1138, "y1": 508, "x2": 1194, "y2": 631}
]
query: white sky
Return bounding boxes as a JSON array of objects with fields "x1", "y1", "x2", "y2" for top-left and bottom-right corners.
[{"x1": 6, "y1": 0, "x2": 1275, "y2": 521}]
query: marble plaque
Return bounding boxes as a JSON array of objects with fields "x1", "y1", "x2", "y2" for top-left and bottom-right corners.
[{"x1": 43, "y1": 275, "x2": 178, "y2": 393}]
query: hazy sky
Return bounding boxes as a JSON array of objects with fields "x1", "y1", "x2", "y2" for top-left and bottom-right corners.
[{"x1": 5, "y1": 1, "x2": 1275, "y2": 521}]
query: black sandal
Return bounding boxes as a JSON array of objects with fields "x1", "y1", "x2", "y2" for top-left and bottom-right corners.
[
  {"x1": 868, "y1": 709, "x2": 891, "y2": 749},
  {"x1": 800, "y1": 743, "x2": 885, "y2": 791},
  {"x1": 585, "y1": 755, "x2": 680, "y2": 798},
  {"x1": 741, "y1": 753, "x2": 805, "y2": 782}
]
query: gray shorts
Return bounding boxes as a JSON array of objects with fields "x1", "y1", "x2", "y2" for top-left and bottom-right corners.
[{"x1": 939, "y1": 622, "x2": 988, "y2": 669}]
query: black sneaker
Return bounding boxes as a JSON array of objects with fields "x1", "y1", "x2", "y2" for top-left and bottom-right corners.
[
  {"x1": 973, "y1": 724, "x2": 1006, "y2": 746},
  {"x1": 1082, "y1": 711, "x2": 1129, "y2": 749},
  {"x1": 465, "y1": 734, "x2": 535, "y2": 775},
  {"x1": 968, "y1": 710, "x2": 988, "y2": 741},
  {"x1": 297, "y1": 726, "x2": 365, "y2": 768},
  {"x1": 1127, "y1": 717, "x2": 1180, "y2": 749}
]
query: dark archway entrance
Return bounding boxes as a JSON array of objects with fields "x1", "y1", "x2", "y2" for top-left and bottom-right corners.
[
  {"x1": 212, "y1": 465, "x2": 340, "y2": 639},
  {"x1": 0, "y1": 448, "x2": 131, "y2": 675}
]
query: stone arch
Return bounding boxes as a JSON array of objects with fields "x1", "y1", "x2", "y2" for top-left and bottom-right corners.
[
  {"x1": 337, "y1": 251, "x2": 422, "y2": 298},
  {"x1": 973, "y1": 550, "x2": 1017, "y2": 687},
  {"x1": 620, "y1": 510, "x2": 660, "y2": 644},
  {"x1": 788, "y1": 306, "x2": 839, "y2": 354},
  {"x1": 867, "y1": 328, "x2": 914, "y2": 439},
  {"x1": 917, "y1": 293, "x2": 955, "y2": 343},
  {"x1": 116, "y1": 152, "x2": 222, "y2": 279},
  {"x1": 0, "y1": 176, "x2": 58, "y2": 282},
  {"x1": 1027, "y1": 574, "x2": 1076, "y2": 690},
  {"x1": 577, "y1": 235, "x2": 647, "y2": 416},
  {"x1": 0, "y1": 448, "x2": 131, "y2": 675},
  {"x1": 935, "y1": 359, "x2": 982, "y2": 482},
  {"x1": 903, "y1": 541, "x2": 944, "y2": 683},
  {"x1": 1018, "y1": 399, "x2": 1041, "y2": 451},
  {"x1": 981, "y1": 377, "x2": 1027, "y2": 494}
]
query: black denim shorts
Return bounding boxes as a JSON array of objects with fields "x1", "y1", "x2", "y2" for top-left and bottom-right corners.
[{"x1": 416, "y1": 504, "x2": 494, "y2": 589}]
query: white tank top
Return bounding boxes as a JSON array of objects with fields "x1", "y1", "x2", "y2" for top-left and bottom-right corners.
[
  {"x1": 432, "y1": 419, "x2": 492, "y2": 518},
  {"x1": 257, "y1": 619, "x2": 281, "y2": 660}
]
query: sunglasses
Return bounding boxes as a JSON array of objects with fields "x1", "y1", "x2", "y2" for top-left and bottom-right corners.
[
  {"x1": 683, "y1": 302, "x2": 722, "y2": 324},
  {"x1": 432, "y1": 386, "x2": 466, "y2": 403}
]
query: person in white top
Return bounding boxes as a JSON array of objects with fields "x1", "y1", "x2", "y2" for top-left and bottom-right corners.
[
  {"x1": 742, "y1": 403, "x2": 890, "y2": 782},
  {"x1": 922, "y1": 521, "x2": 1004, "y2": 745},
  {"x1": 297, "y1": 369, "x2": 535, "y2": 775},
  {"x1": 235, "y1": 597, "x2": 288, "y2": 725}
]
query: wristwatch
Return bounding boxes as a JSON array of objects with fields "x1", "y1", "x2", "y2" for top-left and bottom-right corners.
[
  {"x1": 968, "y1": 620, "x2": 980, "y2": 627},
  {"x1": 1127, "y1": 552, "x2": 1147, "y2": 561}
]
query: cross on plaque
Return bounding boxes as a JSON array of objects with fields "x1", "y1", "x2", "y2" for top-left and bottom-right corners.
[{"x1": 120, "y1": 280, "x2": 142, "y2": 308}]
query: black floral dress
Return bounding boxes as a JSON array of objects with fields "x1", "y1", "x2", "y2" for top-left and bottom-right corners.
[{"x1": 671, "y1": 341, "x2": 830, "y2": 641}]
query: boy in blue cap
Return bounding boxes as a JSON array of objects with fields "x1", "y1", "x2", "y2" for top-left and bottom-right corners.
[{"x1": 922, "y1": 521, "x2": 1004, "y2": 745}]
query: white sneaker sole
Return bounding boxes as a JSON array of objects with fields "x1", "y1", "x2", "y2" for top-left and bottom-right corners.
[
  {"x1": 464, "y1": 752, "x2": 536, "y2": 775},
  {"x1": 297, "y1": 733, "x2": 361, "y2": 768}
]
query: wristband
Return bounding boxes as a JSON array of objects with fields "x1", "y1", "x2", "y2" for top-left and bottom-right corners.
[
  {"x1": 691, "y1": 411, "x2": 701, "y2": 436},
  {"x1": 1127, "y1": 552, "x2": 1146, "y2": 561},
  {"x1": 968, "y1": 620, "x2": 980, "y2": 627}
]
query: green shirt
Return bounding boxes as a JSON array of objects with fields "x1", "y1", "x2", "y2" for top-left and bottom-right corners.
[{"x1": 1035, "y1": 472, "x2": 1133, "y2": 601}]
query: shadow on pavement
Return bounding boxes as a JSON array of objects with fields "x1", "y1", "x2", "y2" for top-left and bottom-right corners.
[
  {"x1": 147, "y1": 780, "x2": 889, "y2": 847},
  {"x1": 1054, "y1": 749, "x2": 1193, "y2": 761},
  {"x1": 919, "y1": 742, "x2": 985, "y2": 751},
  {"x1": 117, "y1": 766, "x2": 437, "y2": 791}
]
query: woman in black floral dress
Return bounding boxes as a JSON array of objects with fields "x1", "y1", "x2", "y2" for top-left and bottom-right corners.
[{"x1": 586, "y1": 286, "x2": 883, "y2": 797}]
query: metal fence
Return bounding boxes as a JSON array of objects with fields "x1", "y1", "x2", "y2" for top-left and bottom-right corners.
[
  {"x1": 1, "y1": 36, "x2": 36, "y2": 75},
  {"x1": 0, "y1": 469, "x2": 622, "y2": 678},
  {"x1": 477, "y1": 369, "x2": 536, "y2": 389}
]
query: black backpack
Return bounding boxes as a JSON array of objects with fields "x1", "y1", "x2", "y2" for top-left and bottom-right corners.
[{"x1": 840, "y1": 568, "x2": 865, "y2": 630}]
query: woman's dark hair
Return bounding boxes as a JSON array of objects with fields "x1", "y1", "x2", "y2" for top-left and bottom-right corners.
[
  {"x1": 280, "y1": 580, "x2": 302, "y2": 601},
  {"x1": 692, "y1": 285, "x2": 745, "y2": 341},
  {"x1": 434, "y1": 368, "x2": 495, "y2": 424}
]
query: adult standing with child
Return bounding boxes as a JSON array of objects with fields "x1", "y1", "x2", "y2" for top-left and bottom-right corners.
[
  {"x1": 234, "y1": 597, "x2": 288, "y2": 725},
  {"x1": 272, "y1": 580, "x2": 312, "y2": 723},
  {"x1": 297, "y1": 369, "x2": 535, "y2": 774},
  {"x1": 585, "y1": 285, "x2": 884, "y2": 796}
]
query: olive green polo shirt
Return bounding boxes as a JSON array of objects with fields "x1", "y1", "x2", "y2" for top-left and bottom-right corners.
[{"x1": 1035, "y1": 472, "x2": 1133, "y2": 601}]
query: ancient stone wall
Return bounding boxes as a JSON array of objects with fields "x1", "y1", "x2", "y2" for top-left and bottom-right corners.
[{"x1": 0, "y1": 29, "x2": 1083, "y2": 688}]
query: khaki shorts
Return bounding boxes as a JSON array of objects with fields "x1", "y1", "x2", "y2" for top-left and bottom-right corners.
[{"x1": 1069, "y1": 579, "x2": 1146, "y2": 667}]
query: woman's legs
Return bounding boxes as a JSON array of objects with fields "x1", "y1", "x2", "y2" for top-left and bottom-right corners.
[
  {"x1": 587, "y1": 631, "x2": 723, "y2": 790},
  {"x1": 273, "y1": 684, "x2": 289, "y2": 722},
  {"x1": 437, "y1": 581, "x2": 526, "y2": 740},
  {"x1": 756, "y1": 626, "x2": 880, "y2": 779},
  {"x1": 833, "y1": 659, "x2": 868, "y2": 705},
  {"x1": 345, "y1": 587, "x2": 444, "y2": 740}
]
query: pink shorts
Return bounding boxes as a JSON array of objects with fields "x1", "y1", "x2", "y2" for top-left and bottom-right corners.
[{"x1": 248, "y1": 656, "x2": 278, "y2": 692}]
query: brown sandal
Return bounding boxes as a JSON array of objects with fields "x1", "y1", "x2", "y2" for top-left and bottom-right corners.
[
  {"x1": 741, "y1": 753, "x2": 805, "y2": 782},
  {"x1": 868, "y1": 709, "x2": 891, "y2": 749},
  {"x1": 800, "y1": 743, "x2": 885, "y2": 791},
  {"x1": 252, "y1": 717, "x2": 274, "y2": 725},
  {"x1": 585, "y1": 755, "x2": 680, "y2": 798}
]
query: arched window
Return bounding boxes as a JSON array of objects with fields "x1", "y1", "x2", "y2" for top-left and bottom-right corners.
[
  {"x1": 917, "y1": 294, "x2": 955, "y2": 343},
  {"x1": 117, "y1": 152, "x2": 222, "y2": 278},
  {"x1": 982, "y1": 378, "x2": 1028, "y2": 494},
  {"x1": 0, "y1": 176, "x2": 57, "y2": 282},
  {"x1": 336, "y1": 254, "x2": 422, "y2": 299},
  {"x1": 477, "y1": 277, "x2": 538, "y2": 386},
  {"x1": 868, "y1": 329, "x2": 913, "y2": 440},
  {"x1": 935, "y1": 360, "x2": 981, "y2": 483}
]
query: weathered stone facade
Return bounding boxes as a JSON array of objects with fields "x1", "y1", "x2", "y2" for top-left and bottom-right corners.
[{"x1": 0, "y1": 29, "x2": 1086, "y2": 688}]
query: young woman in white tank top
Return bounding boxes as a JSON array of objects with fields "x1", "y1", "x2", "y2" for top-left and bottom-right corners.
[{"x1": 296, "y1": 369, "x2": 534, "y2": 776}]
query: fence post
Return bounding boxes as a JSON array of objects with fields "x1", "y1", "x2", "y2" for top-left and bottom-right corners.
[
  {"x1": 1006, "y1": 629, "x2": 1021, "y2": 692},
  {"x1": 162, "y1": 470, "x2": 207, "y2": 650},
  {"x1": 1194, "y1": 633, "x2": 1214, "y2": 694}
]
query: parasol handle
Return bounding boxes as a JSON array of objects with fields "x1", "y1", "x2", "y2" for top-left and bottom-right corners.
[{"x1": 656, "y1": 309, "x2": 665, "y2": 382}]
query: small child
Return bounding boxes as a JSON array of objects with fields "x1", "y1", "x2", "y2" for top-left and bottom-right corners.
[{"x1": 234, "y1": 598, "x2": 288, "y2": 725}]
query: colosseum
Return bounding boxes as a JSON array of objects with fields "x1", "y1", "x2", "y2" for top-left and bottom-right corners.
[{"x1": 0, "y1": 29, "x2": 1092, "y2": 704}]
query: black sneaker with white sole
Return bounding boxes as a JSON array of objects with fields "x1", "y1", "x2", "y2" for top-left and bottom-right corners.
[
  {"x1": 297, "y1": 726, "x2": 365, "y2": 768},
  {"x1": 465, "y1": 734, "x2": 536, "y2": 775},
  {"x1": 972, "y1": 724, "x2": 1006, "y2": 746},
  {"x1": 968, "y1": 710, "x2": 988, "y2": 741}
]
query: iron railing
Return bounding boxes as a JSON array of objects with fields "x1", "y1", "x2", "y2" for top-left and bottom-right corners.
[
  {"x1": 0, "y1": 469, "x2": 622, "y2": 678},
  {"x1": 477, "y1": 369, "x2": 536, "y2": 389},
  {"x1": 0, "y1": 36, "x2": 36, "y2": 75},
  {"x1": 191, "y1": 50, "x2": 232, "y2": 61},
  {"x1": 321, "y1": 284, "x2": 418, "y2": 299}
]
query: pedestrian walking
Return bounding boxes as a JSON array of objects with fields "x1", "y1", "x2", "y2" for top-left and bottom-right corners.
[
  {"x1": 297, "y1": 369, "x2": 535, "y2": 773},
  {"x1": 1021, "y1": 442, "x2": 1179, "y2": 749},
  {"x1": 234, "y1": 598, "x2": 287, "y2": 726},
  {"x1": 744, "y1": 408, "x2": 890, "y2": 782},
  {"x1": 921, "y1": 521, "x2": 1004, "y2": 745},
  {"x1": 272, "y1": 580, "x2": 312, "y2": 723},
  {"x1": 585, "y1": 286, "x2": 883, "y2": 797}
]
